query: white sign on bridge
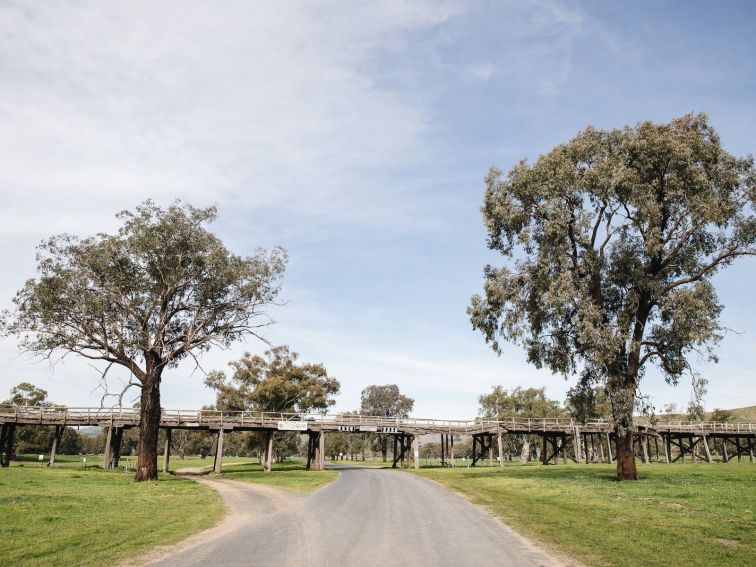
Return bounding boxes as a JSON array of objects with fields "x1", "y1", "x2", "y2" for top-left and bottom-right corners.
[
  {"x1": 278, "y1": 421, "x2": 308, "y2": 431},
  {"x1": 359, "y1": 425, "x2": 378, "y2": 432}
]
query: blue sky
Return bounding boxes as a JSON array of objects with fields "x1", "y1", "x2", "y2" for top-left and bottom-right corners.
[{"x1": 1, "y1": 0, "x2": 754, "y2": 417}]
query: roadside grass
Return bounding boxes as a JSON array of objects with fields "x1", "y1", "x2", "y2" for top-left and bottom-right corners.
[
  {"x1": 0, "y1": 464, "x2": 223, "y2": 567},
  {"x1": 409, "y1": 463, "x2": 755, "y2": 567},
  {"x1": 220, "y1": 460, "x2": 338, "y2": 492},
  {"x1": 168, "y1": 455, "x2": 252, "y2": 471}
]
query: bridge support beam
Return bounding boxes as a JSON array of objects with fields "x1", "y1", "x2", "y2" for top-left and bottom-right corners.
[
  {"x1": 412, "y1": 435, "x2": 419, "y2": 469},
  {"x1": 104, "y1": 427, "x2": 124, "y2": 469},
  {"x1": 306, "y1": 431, "x2": 324, "y2": 471},
  {"x1": 498, "y1": 432, "x2": 505, "y2": 468},
  {"x1": 392, "y1": 434, "x2": 413, "y2": 468},
  {"x1": 0, "y1": 423, "x2": 16, "y2": 467},
  {"x1": 162, "y1": 429, "x2": 172, "y2": 473},
  {"x1": 48, "y1": 425, "x2": 64, "y2": 467},
  {"x1": 471, "y1": 433, "x2": 494, "y2": 467},
  {"x1": 213, "y1": 429, "x2": 225, "y2": 474}
]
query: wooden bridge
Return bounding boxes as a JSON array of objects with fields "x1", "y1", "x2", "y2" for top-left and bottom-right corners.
[{"x1": 1, "y1": 405, "x2": 754, "y2": 472}]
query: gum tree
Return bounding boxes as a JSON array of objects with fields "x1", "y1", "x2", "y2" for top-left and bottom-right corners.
[
  {"x1": 469, "y1": 114, "x2": 755, "y2": 480},
  {"x1": 1, "y1": 201, "x2": 287, "y2": 481},
  {"x1": 359, "y1": 384, "x2": 414, "y2": 461},
  {"x1": 205, "y1": 346, "x2": 340, "y2": 471}
]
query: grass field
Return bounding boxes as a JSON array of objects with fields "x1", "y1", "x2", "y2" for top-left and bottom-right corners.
[
  {"x1": 0, "y1": 460, "x2": 224, "y2": 567},
  {"x1": 219, "y1": 460, "x2": 339, "y2": 492},
  {"x1": 410, "y1": 463, "x2": 755, "y2": 567}
]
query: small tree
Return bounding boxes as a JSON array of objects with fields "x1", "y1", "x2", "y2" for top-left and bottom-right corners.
[
  {"x1": 359, "y1": 384, "x2": 414, "y2": 461},
  {"x1": 479, "y1": 386, "x2": 563, "y2": 462},
  {"x1": 469, "y1": 114, "x2": 754, "y2": 480},
  {"x1": 205, "y1": 346, "x2": 340, "y2": 471},
  {"x1": 205, "y1": 346, "x2": 340, "y2": 414},
  {"x1": 1, "y1": 201, "x2": 287, "y2": 481}
]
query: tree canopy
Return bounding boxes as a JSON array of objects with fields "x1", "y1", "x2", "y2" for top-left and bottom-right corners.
[
  {"x1": 469, "y1": 114, "x2": 755, "y2": 479},
  {"x1": 479, "y1": 386, "x2": 562, "y2": 419},
  {"x1": 205, "y1": 346, "x2": 341, "y2": 414},
  {"x1": 360, "y1": 384, "x2": 414, "y2": 461}
]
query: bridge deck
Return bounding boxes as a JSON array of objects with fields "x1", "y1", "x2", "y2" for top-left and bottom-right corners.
[{"x1": 1, "y1": 406, "x2": 754, "y2": 437}]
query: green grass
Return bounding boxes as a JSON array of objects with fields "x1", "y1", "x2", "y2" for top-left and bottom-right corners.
[
  {"x1": 409, "y1": 463, "x2": 755, "y2": 567},
  {"x1": 168, "y1": 455, "x2": 253, "y2": 471},
  {"x1": 220, "y1": 460, "x2": 338, "y2": 492},
  {"x1": 0, "y1": 463, "x2": 224, "y2": 567}
]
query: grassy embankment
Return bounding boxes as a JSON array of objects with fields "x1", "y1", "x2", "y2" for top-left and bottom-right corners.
[
  {"x1": 0, "y1": 455, "x2": 224, "y2": 567},
  {"x1": 410, "y1": 463, "x2": 755, "y2": 567}
]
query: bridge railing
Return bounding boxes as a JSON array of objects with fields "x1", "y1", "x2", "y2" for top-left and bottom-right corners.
[{"x1": 1, "y1": 405, "x2": 754, "y2": 435}]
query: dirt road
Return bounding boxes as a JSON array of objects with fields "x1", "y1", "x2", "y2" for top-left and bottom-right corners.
[{"x1": 146, "y1": 464, "x2": 565, "y2": 567}]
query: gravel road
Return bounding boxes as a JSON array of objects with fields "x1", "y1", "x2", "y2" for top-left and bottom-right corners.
[{"x1": 147, "y1": 464, "x2": 565, "y2": 567}]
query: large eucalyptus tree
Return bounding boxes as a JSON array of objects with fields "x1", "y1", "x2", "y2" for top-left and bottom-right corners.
[
  {"x1": 469, "y1": 114, "x2": 755, "y2": 480},
  {"x1": 1, "y1": 201, "x2": 287, "y2": 481}
]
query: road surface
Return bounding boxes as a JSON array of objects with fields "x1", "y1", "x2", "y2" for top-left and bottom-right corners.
[{"x1": 147, "y1": 464, "x2": 565, "y2": 567}]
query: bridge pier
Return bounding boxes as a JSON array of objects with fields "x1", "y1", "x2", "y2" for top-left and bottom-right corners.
[
  {"x1": 162, "y1": 429, "x2": 172, "y2": 473},
  {"x1": 306, "y1": 431, "x2": 325, "y2": 471},
  {"x1": 471, "y1": 433, "x2": 494, "y2": 467},
  {"x1": 213, "y1": 428, "x2": 225, "y2": 474},
  {"x1": 0, "y1": 423, "x2": 16, "y2": 467},
  {"x1": 391, "y1": 434, "x2": 413, "y2": 468},
  {"x1": 48, "y1": 425, "x2": 64, "y2": 467},
  {"x1": 103, "y1": 426, "x2": 124, "y2": 469}
]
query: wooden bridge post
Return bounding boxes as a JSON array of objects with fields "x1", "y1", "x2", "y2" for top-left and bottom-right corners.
[
  {"x1": 392, "y1": 434, "x2": 398, "y2": 468},
  {"x1": 48, "y1": 425, "x2": 64, "y2": 467},
  {"x1": 440, "y1": 434, "x2": 445, "y2": 466},
  {"x1": 319, "y1": 431, "x2": 325, "y2": 471},
  {"x1": 664, "y1": 435, "x2": 671, "y2": 463},
  {"x1": 702, "y1": 434, "x2": 712, "y2": 463},
  {"x1": 412, "y1": 435, "x2": 419, "y2": 469},
  {"x1": 497, "y1": 431, "x2": 505, "y2": 468},
  {"x1": 213, "y1": 428, "x2": 224, "y2": 474},
  {"x1": 606, "y1": 433, "x2": 613, "y2": 463},
  {"x1": 262, "y1": 429, "x2": 274, "y2": 472},
  {"x1": 103, "y1": 426, "x2": 113, "y2": 468},
  {"x1": 561, "y1": 434, "x2": 567, "y2": 464},
  {"x1": 540, "y1": 434, "x2": 547, "y2": 464},
  {"x1": 641, "y1": 434, "x2": 650, "y2": 464},
  {"x1": 488, "y1": 434, "x2": 494, "y2": 466},
  {"x1": 450, "y1": 434, "x2": 455, "y2": 467},
  {"x1": 162, "y1": 429, "x2": 172, "y2": 473},
  {"x1": 722, "y1": 438, "x2": 729, "y2": 462},
  {"x1": 573, "y1": 426, "x2": 582, "y2": 463},
  {"x1": 0, "y1": 423, "x2": 15, "y2": 467},
  {"x1": 111, "y1": 428, "x2": 124, "y2": 469}
]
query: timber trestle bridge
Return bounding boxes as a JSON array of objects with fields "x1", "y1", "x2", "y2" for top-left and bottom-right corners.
[{"x1": 1, "y1": 405, "x2": 754, "y2": 471}]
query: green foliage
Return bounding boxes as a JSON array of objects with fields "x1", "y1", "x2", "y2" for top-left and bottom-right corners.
[
  {"x1": 5, "y1": 382, "x2": 50, "y2": 406},
  {"x1": 708, "y1": 408, "x2": 736, "y2": 422},
  {"x1": 206, "y1": 346, "x2": 340, "y2": 413},
  {"x1": 1, "y1": 200, "x2": 287, "y2": 380},
  {"x1": 411, "y1": 464, "x2": 756, "y2": 567},
  {"x1": 469, "y1": 114, "x2": 755, "y2": 464},
  {"x1": 2, "y1": 382, "x2": 84, "y2": 456},
  {"x1": 565, "y1": 384, "x2": 612, "y2": 422},
  {"x1": 479, "y1": 386, "x2": 563, "y2": 418},
  {"x1": 360, "y1": 384, "x2": 414, "y2": 459}
]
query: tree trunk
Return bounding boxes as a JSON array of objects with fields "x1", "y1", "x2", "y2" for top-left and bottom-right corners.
[
  {"x1": 612, "y1": 378, "x2": 638, "y2": 481},
  {"x1": 135, "y1": 372, "x2": 162, "y2": 481}
]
